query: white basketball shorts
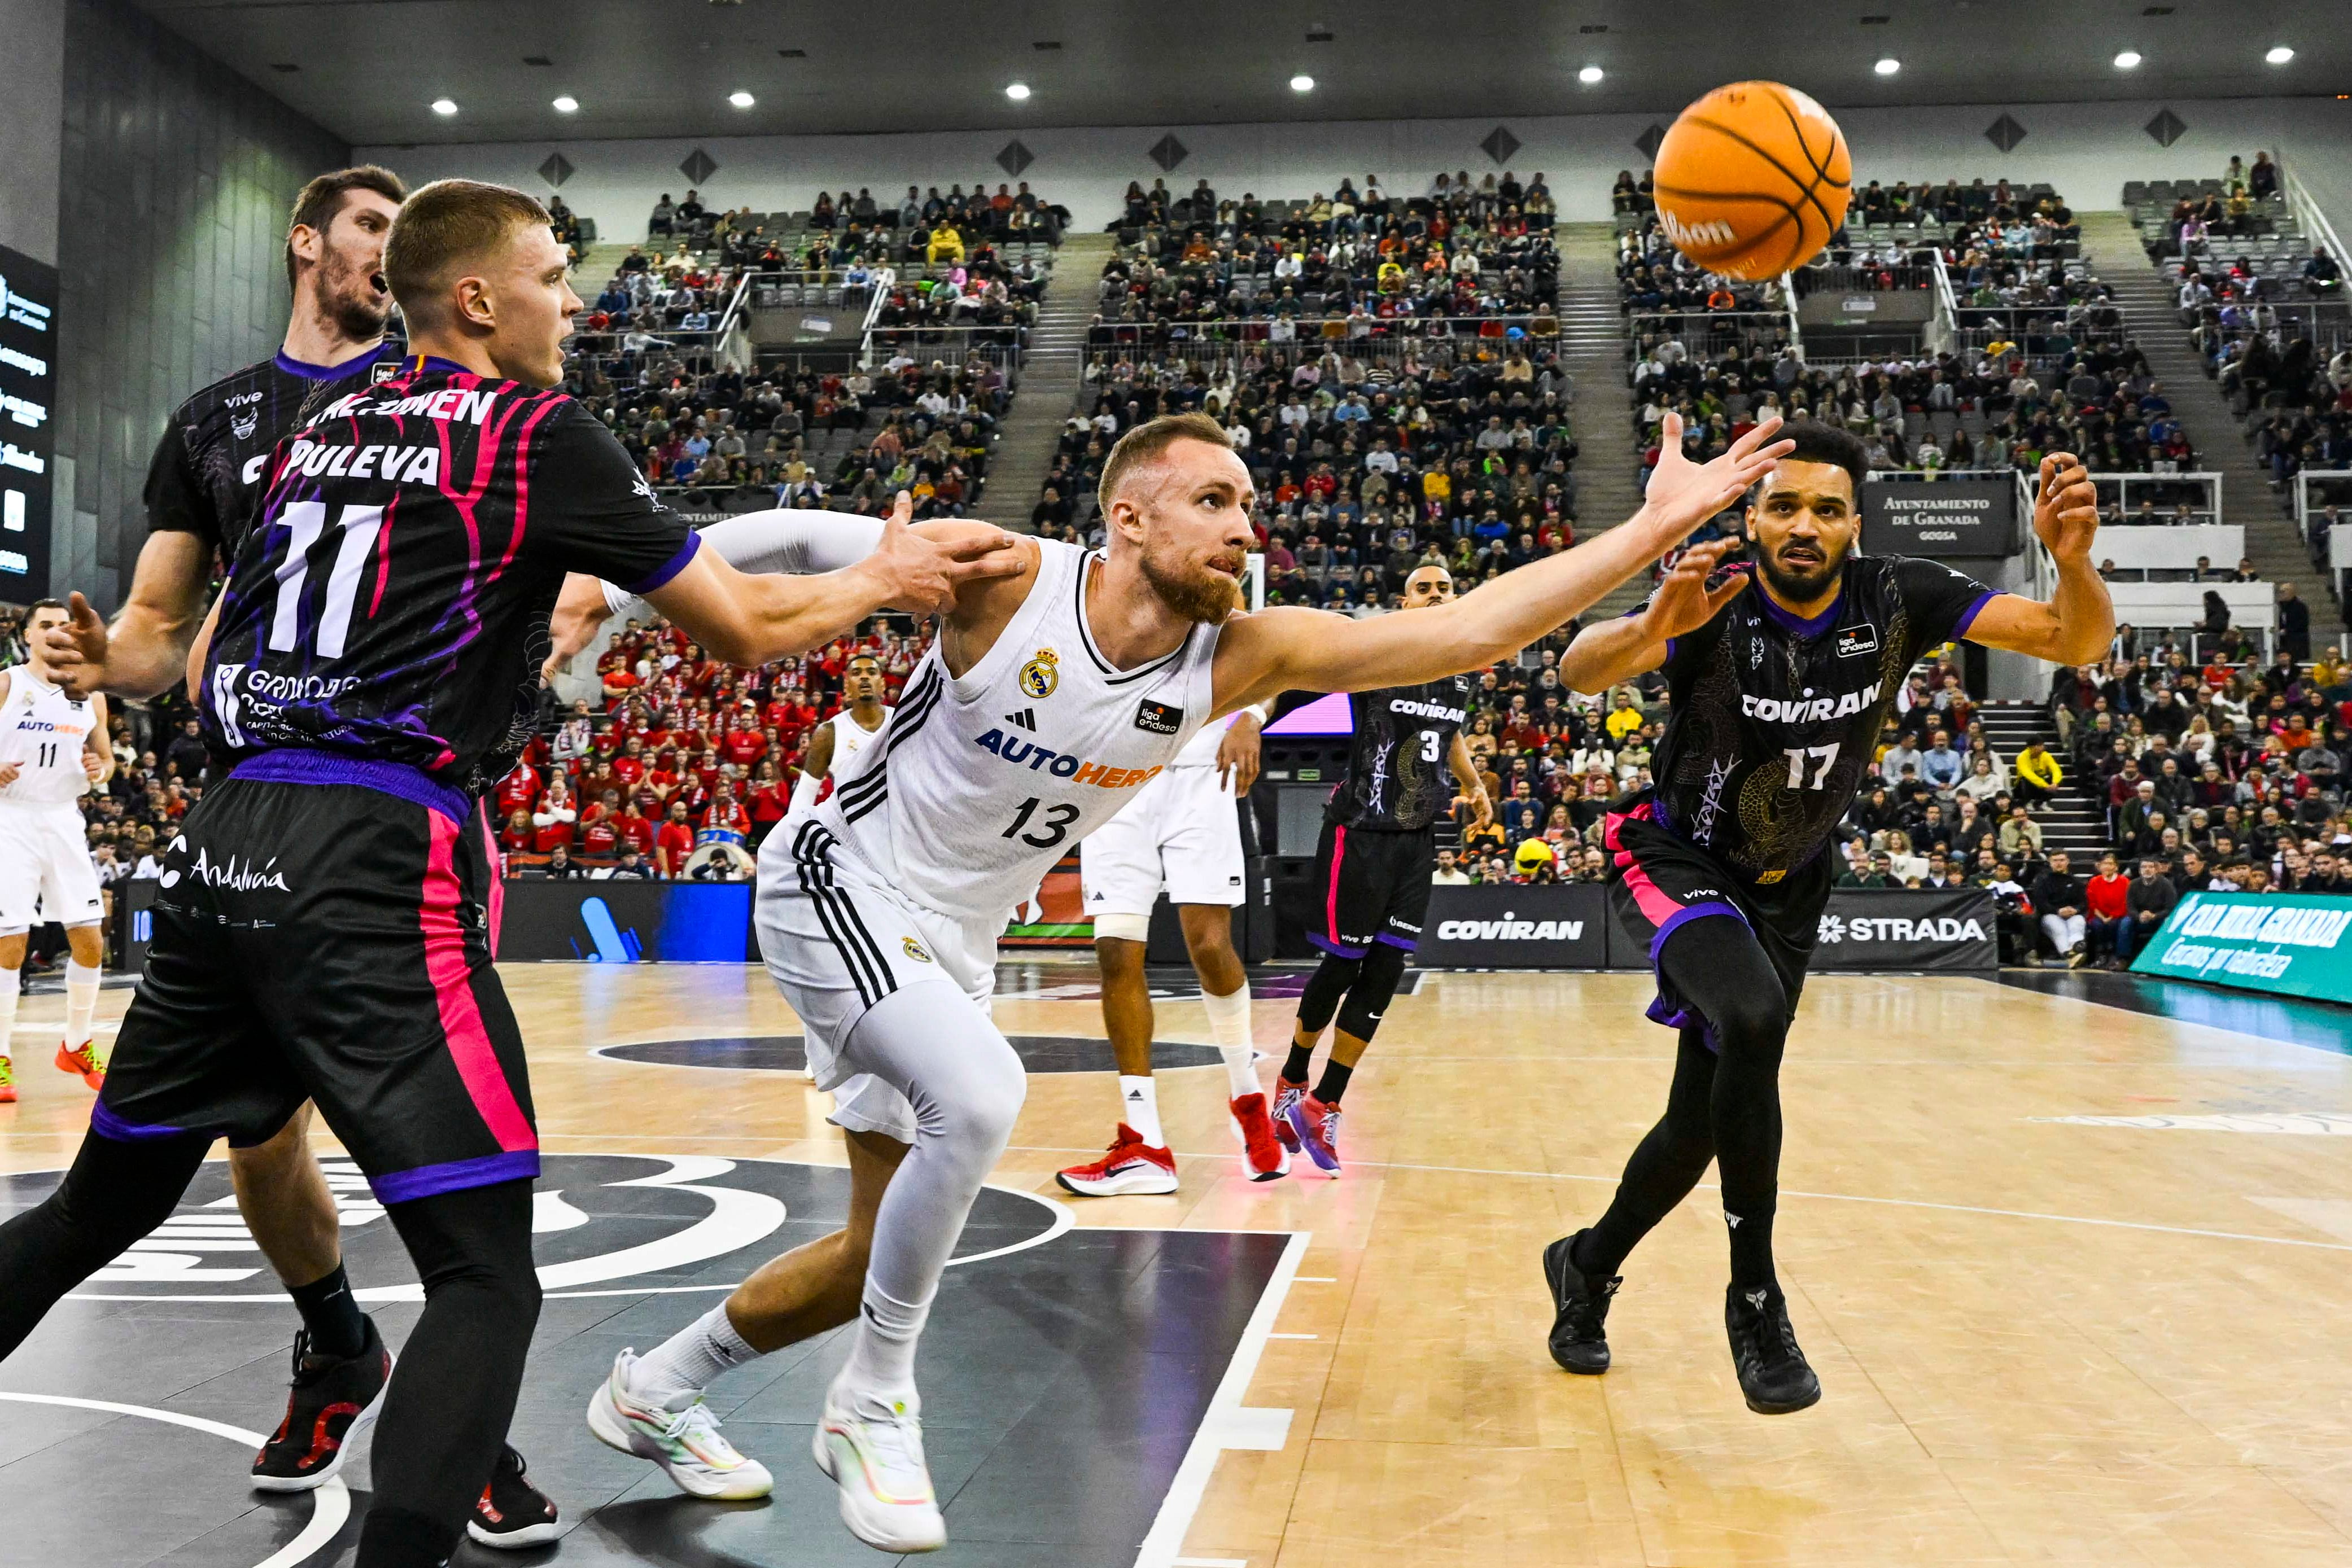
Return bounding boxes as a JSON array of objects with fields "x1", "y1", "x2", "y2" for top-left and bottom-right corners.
[
  {"x1": 1078, "y1": 764, "x2": 1245, "y2": 918},
  {"x1": 0, "y1": 803, "x2": 104, "y2": 934},
  {"x1": 756, "y1": 816, "x2": 1005, "y2": 1144}
]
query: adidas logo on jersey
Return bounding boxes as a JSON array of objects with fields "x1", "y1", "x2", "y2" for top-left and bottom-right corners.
[{"x1": 1003, "y1": 708, "x2": 1037, "y2": 730}]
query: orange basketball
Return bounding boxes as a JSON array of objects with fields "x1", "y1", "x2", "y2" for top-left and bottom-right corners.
[{"x1": 1651, "y1": 81, "x2": 1852, "y2": 282}]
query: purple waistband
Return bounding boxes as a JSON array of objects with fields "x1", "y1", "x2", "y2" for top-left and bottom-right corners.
[{"x1": 231, "y1": 750, "x2": 473, "y2": 825}]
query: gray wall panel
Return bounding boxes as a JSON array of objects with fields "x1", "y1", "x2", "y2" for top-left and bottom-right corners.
[{"x1": 52, "y1": 0, "x2": 345, "y2": 610}]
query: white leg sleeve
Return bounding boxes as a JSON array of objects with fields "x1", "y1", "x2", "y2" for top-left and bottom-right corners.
[
  {"x1": 832, "y1": 983, "x2": 1028, "y2": 1397},
  {"x1": 64, "y1": 961, "x2": 100, "y2": 1050},
  {"x1": 1200, "y1": 983, "x2": 1258, "y2": 1098}
]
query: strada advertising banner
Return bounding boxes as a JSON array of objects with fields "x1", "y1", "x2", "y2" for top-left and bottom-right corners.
[
  {"x1": 1807, "y1": 888, "x2": 1999, "y2": 972},
  {"x1": 1420, "y1": 883, "x2": 1611, "y2": 969},
  {"x1": 1860, "y1": 476, "x2": 2018, "y2": 559},
  {"x1": 2130, "y1": 892, "x2": 2352, "y2": 1005}
]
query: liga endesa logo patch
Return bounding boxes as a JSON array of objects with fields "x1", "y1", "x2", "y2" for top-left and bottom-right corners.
[{"x1": 29, "y1": 1153, "x2": 1059, "y2": 1302}]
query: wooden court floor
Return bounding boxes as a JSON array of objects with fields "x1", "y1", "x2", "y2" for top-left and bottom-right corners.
[{"x1": 6, "y1": 959, "x2": 2352, "y2": 1566}]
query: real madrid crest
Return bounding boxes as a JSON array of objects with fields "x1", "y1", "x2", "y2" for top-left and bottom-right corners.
[
  {"x1": 901, "y1": 936, "x2": 934, "y2": 963},
  {"x1": 1017, "y1": 647, "x2": 1060, "y2": 699}
]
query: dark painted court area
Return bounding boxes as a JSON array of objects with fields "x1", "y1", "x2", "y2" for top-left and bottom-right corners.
[{"x1": 0, "y1": 1155, "x2": 1288, "y2": 1566}]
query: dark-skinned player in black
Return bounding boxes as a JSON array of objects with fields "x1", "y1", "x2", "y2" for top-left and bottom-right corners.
[{"x1": 1540, "y1": 422, "x2": 2111, "y2": 1413}]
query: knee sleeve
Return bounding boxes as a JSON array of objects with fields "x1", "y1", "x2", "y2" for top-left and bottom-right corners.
[
  {"x1": 1335, "y1": 942, "x2": 1407, "y2": 1042},
  {"x1": 1296, "y1": 952, "x2": 1363, "y2": 1033}
]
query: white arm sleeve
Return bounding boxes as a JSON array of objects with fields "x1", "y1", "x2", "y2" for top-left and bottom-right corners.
[
  {"x1": 601, "y1": 509, "x2": 887, "y2": 616},
  {"x1": 789, "y1": 767, "x2": 823, "y2": 815}
]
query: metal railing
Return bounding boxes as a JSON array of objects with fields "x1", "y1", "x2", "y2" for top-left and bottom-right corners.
[
  {"x1": 2275, "y1": 152, "x2": 2349, "y2": 282},
  {"x1": 1083, "y1": 332, "x2": 1551, "y2": 376},
  {"x1": 1778, "y1": 271, "x2": 1805, "y2": 360},
  {"x1": 864, "y1": 326, "x2": 1028, "y2": 370}
]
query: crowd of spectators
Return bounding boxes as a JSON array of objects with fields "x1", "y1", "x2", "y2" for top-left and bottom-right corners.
[
  {"x1": 501, "y1": 615, "x2": 934, "y2": 880},
  {"x1": 649, "y1": 182, "x2": 1063, "y2": 262},
  {"x1": 1037, "y1": 339, "x2": 1579, "y2": 606},
  {"x1": 557, "y1": 352, "x2": 1007, "y2": 519},
  {"x1": 1091, "y1": 172, "x2": 1559, "y2": 351}
]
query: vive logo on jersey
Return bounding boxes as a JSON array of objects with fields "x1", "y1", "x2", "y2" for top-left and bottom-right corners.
[
  {"x1": 1742, "y1": 680, "x2": 1882, "y2": 725},
  {"x1": 1133, "y1": 698, "x2": 1182, "y2": 735},
  {"x1": 1017, "y1": 647, "x2": 1060, "y2": 699},
  {"x1": 1835, "y1": 624, "x2": 1880, "y2": 658},
  {"x1": 972, "y1": 728, "x2": 1165, "y2": 791}
]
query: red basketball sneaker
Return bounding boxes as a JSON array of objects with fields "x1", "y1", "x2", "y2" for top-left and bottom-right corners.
[
  {"x1": 1229, "y1": 1093, "x2": 1290, "y2": 1182},
  {"x1": 1055, "y1": 1124, "x2": 1178, "y2": 1197}
]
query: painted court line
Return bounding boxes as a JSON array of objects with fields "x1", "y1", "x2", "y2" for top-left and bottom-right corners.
[{"x1": 0, "y1": 1391, "x2": 347, "y2": 1568}]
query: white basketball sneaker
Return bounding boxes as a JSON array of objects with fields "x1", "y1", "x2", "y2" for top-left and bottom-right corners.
[
  {"x1": 813, "y1": 1380, "x2": 946, "y2": 1552},
  {"x1": 585, "y1": 1349, "x2": 774, "y2": 1500}
]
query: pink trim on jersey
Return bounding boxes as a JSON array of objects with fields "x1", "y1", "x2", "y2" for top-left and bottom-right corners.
[
  {"x1": 501, "y1": 395, "x2": 565, "y2": 570},
  {"x1": 478, "y1": 799, "x2": 506, "y2": 959},
  {"x1": 1603, "y1": 801, "x2": 1684, "y2": 926},
  {"x1": 421, "y1": 811, "x2": 533, "y2": 1153},
  {"x1": 1325, "y1": 824, "x2": 1349, "y2": 940}
]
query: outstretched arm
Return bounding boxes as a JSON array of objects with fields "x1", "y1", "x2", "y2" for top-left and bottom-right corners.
[
  {"x1": 1555, "y1": 538, "x2": 1752, "y2": 694},
  {"x1": 1449, "y1": 733, "x2": 1492, "y2": 829},
  {"x1": 1965, "y1": 454, "x2": 2116, "y2": 667},
  {"x1": 1210, "y1": 416, "x2": 1791, "y2": 713}
]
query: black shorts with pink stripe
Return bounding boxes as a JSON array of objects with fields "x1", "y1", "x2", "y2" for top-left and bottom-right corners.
[
  {"x1": 94, "y1": 750, "x2": 537, "y2": 1205},
  {"x1": 1602, "y1": 798, "x2": 1830, "y2": 1036},
  {"x1": 1307, "y1": 818, "x2": 1435, "y2": 957}
]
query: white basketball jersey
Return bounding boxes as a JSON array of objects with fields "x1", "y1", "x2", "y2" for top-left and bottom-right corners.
[
  {"x1": 0, "y1": 667, "x2": 97, "y2": 807},
  {"x1": 823, "y1": 707, "x2": 887, "y2": 777},
  {"x1": 807, "y1": 538, "x2": 1222, "y2": 919}
]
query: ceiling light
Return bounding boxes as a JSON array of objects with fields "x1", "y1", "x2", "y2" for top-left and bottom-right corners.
[
  {"x1": 2113, "y1": 50, "x2": 2142, "y2": 69},
  {"x1": 1579, "y1": 64, "x2": 1605, "y2": 84},
  {"x1": 430, "y1": 97, "x2": 458, "y2": 116},
  {"x1": 552, "y1": 94, "x2": 579, "y2": 113},
  {"x1": 1290, "y1": 73, "x2": 1315, "y2": 92},
  {"x1": 728, "y1": 90, "x2": 755, "y2": 108},
  {"x1": 2266, "y1": 45, "x2": 2295, "y2": 65},
  {"x1": 1005, "y1": 81, "x2": 1031, "y2": 100},
  {"x1": 1873, "y1": 57, "x2": 1900, "y2": 76}
]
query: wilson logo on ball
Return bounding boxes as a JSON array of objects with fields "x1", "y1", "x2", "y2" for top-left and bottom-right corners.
[{"x1": 1652, "y1": 80, "x2": 1852, "y2": 282}]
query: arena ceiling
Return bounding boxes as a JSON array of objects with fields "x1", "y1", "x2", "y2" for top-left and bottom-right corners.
[{"x1": 132, "y1": 0, "x2": 2340, "y2": 146}]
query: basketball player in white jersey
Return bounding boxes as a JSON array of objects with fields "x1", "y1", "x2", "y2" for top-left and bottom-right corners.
[
  {"x1": 0, "y1": 599, "x2": 114, "y2": 1103},
  {"x1": 792, "y1": 651, "x2": 890, "y2": 813},
  {"x1": 1057, "y1": 705, "x2": 1281, "y2": 1194},
  {"x1": 571, "y1": 409, "x2": 1793, "y2": 1553}
]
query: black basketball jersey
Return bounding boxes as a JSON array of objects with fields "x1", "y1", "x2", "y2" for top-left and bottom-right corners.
[
  {"x1": 1326, "y1": 672, "x2": 1474, "y2": 833},
  {"x1": 199, "y1": 356, "x2": 699, "y2": 795},
  {"x1": 1642, "y1": 554, "x2": 2000, "y2": 880},
  {"x1": 144, "y1": 344, "x2": 402, "y2": 562}
]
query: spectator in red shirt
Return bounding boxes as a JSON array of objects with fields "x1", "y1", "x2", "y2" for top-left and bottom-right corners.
[
  {"x1": 579, "y1": 791, "x2": 623, "y2": 861},
  {"x1": 747, "y1": 761, "x2": 792, "y2": 846},
  {"x1": 611, "y1": 738, "x2": 648, "y2": 788},
  {"x1": 532, "y1": 779, "x2": 579, "y2": 854},
  {"x1": 613, "y1": 799, "x2": 658, "y2": 858},
  {"x1": 497, "y1": 808, "x2": 535, "y2": 858},
  {"x1": 495, "y1": 761, "x2": 539, "y2": 820},
  {"x1": 655, "y1": 800, "x2": 697, "y2": 876},
  {"x1": 702, "y1": 784, "x2": 751, "y2": 840},
  {"x1": 2083, "y1": 852, "x2": 2132, "y2": 966}
]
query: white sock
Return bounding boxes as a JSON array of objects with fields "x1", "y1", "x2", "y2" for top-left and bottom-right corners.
[
  {"x1": 628, "y1": 1303, "x2": 760, "y2": 1410},
  {"x1": 1118, "y1": 1074, "x2": 1165, "y2": 1146},
  {"x1": 841, "y1": 1278, "x2": 929, "y2": 1403},
  {"x1": 64, "y1": 958, "x2": 100, "y2": 1050},
  {"x1": 0, "y1": 972, "x2": 17, "y2": 1066},
  {"x1": 1201, "y1": 984, "x2": 1258, "y2": 1099}
]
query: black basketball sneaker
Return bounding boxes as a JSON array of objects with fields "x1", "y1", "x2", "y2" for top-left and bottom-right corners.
[
  {"x1": 1724, "y1": 1281, "x2": 1822, "y2": 1414},
  {"x1": 469, "y1": 1444, "x2": 561, "y2": 1549},
  {"x1": 251, "y1": 1319, "x2": 392, "y2": 1490},
  {"x1": 1540, "y1": 1229, "x2": 1621, "y2": 1374}
]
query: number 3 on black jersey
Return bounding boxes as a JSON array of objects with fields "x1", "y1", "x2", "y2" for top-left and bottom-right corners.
[{"x1": 265, "y1": 501, "x2": 384, "y2": 659}]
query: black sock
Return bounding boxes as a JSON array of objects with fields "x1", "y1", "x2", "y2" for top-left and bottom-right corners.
[
  {"x1": 288, "y1": 1262, "x2": 369, "y2": 1360},
  {"x1": 1313, "y1": 1059, "x2": 1353, "y2": 1104},
  {"x1": 1281, "y1": 1044, "x2": 1314, "y2": 1084}
]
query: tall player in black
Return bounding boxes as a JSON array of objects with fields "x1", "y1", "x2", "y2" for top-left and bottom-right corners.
[
  {"x1": 1279, "y1": 564, "x2": 1493, "y2": 1175},
  {"x1": 8, "y1": 179, "x2": 1016, "y2": 1568},
  {"x1": 1538, "y1": 422, "x2": 2111, "y2": 1414}
]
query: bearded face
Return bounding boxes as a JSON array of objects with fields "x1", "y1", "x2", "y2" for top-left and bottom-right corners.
[{"x1": 1140, "y1": 533, "x2": 1244, "y2": 624}]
